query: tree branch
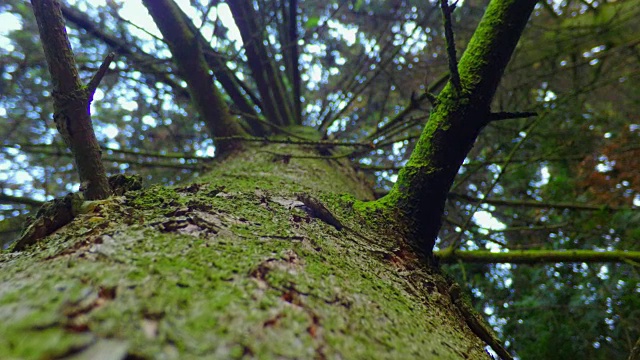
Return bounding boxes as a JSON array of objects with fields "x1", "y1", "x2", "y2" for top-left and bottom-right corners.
[
  {"x1": 227, "y1": 0, "x2": 295, "y2": 126},
  {"x1": 366, "y1": 72, "x2": 449, "y2": 142},
  {"x1": 629, "y1": 336, "x2": 640, "y2": 360},
  {"x1": 30, "y1": 0, "x2": 110, "y2": 200},
  {"x1": 435, "y1": 249, "x2": 640, "y2": 264},
  {"x1": 320, "y1": 22, "x2": 427, "y2": 135},
  {"x1": 449, "y1": 193, "x2": 638, "y2": 212},
  {"x1": 59, "y1": 3, "x2": 191, "y2": 100},
  {"x1": 0, "y1": 194, "x2": 45, "y2": 207}
]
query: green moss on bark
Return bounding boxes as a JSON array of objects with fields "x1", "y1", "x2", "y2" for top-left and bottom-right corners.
[{"x1": 1, "y1": 144, "x2": 489, "y2": 359}]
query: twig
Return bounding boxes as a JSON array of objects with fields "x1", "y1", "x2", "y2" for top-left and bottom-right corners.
[
  {"x1": 87, "y1": 52, "x2": 116, "y2": 103},
  {"x1": 262, "y1": 150, "x2": 352, "y2": 160},
  {"x1": 229, "y1": 110, "x2": 312, "y2": 141}
]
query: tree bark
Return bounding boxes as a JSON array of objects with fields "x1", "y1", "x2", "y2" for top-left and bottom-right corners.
[{"x1": 0, "y1": 144, "x2": 495, "y2": 359}]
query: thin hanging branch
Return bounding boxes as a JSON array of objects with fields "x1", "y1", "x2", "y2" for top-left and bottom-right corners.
[
  {"x1": 15, "y1": 144, "x2": 205, "y2": 171},
  {"x1": 319, "y1": 24, "x2": 426, "y2": 135},
  {"x1": 15, "y1": 143, "x2": 210, "y2": 161},
  {"x1": 211, "y1": 136, "x2": 374, "y2": 148},
  {"x1": 315, "y1": 27, "x2": 393, "y2": 132},
  {"x1": 30, "y1": 0, "x2": 111, "y2": 200},
  {"x1": 448, "y1": 116, "x2": 542, "y2": 251},
  {"x1": 488, "y1": 111, "x2": 538, "y2": 121}
]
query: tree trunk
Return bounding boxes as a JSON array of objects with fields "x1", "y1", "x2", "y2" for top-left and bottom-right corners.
[{"x1": 0, "y1": 143, "x2": 492, "y2": 359}]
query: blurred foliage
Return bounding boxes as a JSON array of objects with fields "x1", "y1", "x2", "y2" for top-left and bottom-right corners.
[{"x1": 0, "y1": 0, "x2": 638, "y2": 358}]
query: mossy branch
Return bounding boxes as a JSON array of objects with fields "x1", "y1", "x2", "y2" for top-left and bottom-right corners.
[{"x1": 374, "y1": 0, "x2": 539, "y2": 255}]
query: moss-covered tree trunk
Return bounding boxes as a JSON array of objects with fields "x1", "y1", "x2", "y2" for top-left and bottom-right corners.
[{"x1": 1, "y1": 143, "x2": 492, "y2": 359}]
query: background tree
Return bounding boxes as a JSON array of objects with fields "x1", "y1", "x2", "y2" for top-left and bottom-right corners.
[{"x1": 0, "y1": 0, "x2": 639, "y2": 359}]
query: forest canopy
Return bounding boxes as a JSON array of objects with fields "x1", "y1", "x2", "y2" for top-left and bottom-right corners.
[{"x1": 0, "y1": 0, "x2": 639, "y2": 358}]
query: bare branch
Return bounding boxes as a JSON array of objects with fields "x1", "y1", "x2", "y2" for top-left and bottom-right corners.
[{"x1": 440, "y1": 0, "x2": 461, "y2": 91}]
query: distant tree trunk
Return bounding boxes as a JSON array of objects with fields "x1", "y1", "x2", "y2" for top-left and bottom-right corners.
[{"x1": 0, "y1": 143, "x2": 493, "y2": 359}]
